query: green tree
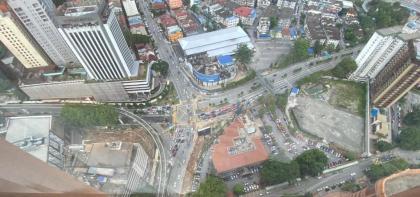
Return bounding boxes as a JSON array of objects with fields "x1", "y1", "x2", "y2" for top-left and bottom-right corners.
[
  {"x1": 341, "y1": 182, "x2": 361, "y2": 192},
  {"x1": 270, "y1": 16, "x2": 278, "y2": 29},
  {"x1": 233, "y1": 183, "x2": 245, "y2": 196},
  {"x1": 60, "y1": 104, "x2": 118, "y2": 127},
  {"x1": 191, "y1": 5, "x2": 199, "y2": 13},
  {"x1": 313, "y1": 40, "x2": 323, "y2": 56},
  {"x1": 293, "y1": 38, "x2": 310, "y2": 60},
  {"x1": 193, "y1": 176, "x2": 226, "y2": 197},
  {"x1": 365, "y1": 159, "x2": 409, "y2": 181},
  {"x1": 295, "y1": 149, "x2": 328, "y2": 177},
  {"x1": 260, "y1": 160, "x2": 300, "y2": 186},
  {"x1": 299, "y1": 13, "x2": 306, "y2": 25},
  {"x1": 53, "y1": 0, "x2": 65, "y2": 6},
  {"x1": 331, "y1": 57, "x2": 357, "y2": 78},
  {"x1": 325, "y1": 43, "x2": 336, "y2": 53},
  {"x1": 398, "y1": 127, "x2": 420, "y2": 150},
  {"x1": 344, "y1": 29, "x2": 358, "y2": 45},
  {"x1": 151, "y1": 61, "x2": 169, "y2": 76},
  {"x1": 234, "y1": 44, "x2": 254, "y2": 66},
  {"x1": 376, "y1": 141, "x2": 394, "y2": 152},
  {"x1": 402, "y1": 107, "x2": 420, "y2": 126}
]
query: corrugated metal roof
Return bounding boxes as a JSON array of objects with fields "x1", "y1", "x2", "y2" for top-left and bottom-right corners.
[{"x1": 179, "y1": 27, "x2": 253, "y2": 56}]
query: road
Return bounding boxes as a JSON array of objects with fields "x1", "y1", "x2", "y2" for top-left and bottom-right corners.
[
  {"x1": 119, "y1": 109, "x2": 169, "y2": 197},
  {"x1": 245, "y1": 158, "x2": 373, "y2": 197},
  {"x1": 138, "y1": 0, "x2": 196, "y2": 102}
]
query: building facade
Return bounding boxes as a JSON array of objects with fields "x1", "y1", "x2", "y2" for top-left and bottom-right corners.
[
  {"x1": 0, "y1": 7, "x2": 49, "y2": 68},
  {"x1": 8, "y1": 0, "x2": 79, "y2": 66},
  {"x1": 57, "y1": 3, "x2": 138, "y2": 80},
  {"x1": 371, "y1": 41, "x2": 420, "y2": 108}
]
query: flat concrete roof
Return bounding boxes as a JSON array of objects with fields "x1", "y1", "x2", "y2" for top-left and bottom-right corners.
[
  {"x1": 85, "y1": 142, "x2": 133, "y2": 167},
  {"x1": 4, "y1": 116, "x2": 52, "y2": 162}
]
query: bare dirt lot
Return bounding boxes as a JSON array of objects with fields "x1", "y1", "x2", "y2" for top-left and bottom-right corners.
[{"x1": 292, "y1": 96, "x2": 364, "y2": 153}]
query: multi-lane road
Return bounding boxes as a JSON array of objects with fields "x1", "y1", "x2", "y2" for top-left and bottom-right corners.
[{"x1": 137, "y1": 0, "x2": 196, "y2": 102}]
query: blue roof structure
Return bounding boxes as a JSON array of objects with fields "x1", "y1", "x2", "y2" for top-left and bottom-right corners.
[
  {"x1": 193, "y1": 70, "x2": 220, "y2": 83},
  {"x1": 371, "y1": 108, "x2": 379, "y2": 118},
  {"x1": 258, "y1": 34, "x2": 271, "y2": 39},
  {"x1": 307, "y1": 48, "x2": 314, "y2": 55},
  {"x1": 153, "y1": 0, "x2": 164, "y2": 3},
  {"x1": 128, "y1": 16, "x2": 143, "y2": 26},
  {"x1": 217, "y1": 55, "x2": 234, "y2": 66},
  {"x1": 290, "y1": 27, "x2": 297, "y2": 39},
  {"x1": 290, "y1": 87, "x2": 300, "y2": 96}
]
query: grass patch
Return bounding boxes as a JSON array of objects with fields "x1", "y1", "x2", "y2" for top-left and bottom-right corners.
[{"x1": 328, "y1": 80, "x2": 366, "y2": 117}]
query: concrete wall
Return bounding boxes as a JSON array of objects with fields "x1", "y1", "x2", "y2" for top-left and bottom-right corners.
[{"x1": 20, "y1": 80, "x2": 129, "y2": 102}]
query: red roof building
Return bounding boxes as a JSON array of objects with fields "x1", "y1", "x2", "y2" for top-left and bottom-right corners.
[
  {"x1": 212, "y1": 119, "x2": 269, "y2": 174},
  {"x1": 233, "y1": 6, "x2": 252, "y2": 17},
  {"x1": 159, "y1": 14, "x2": 178, "y2": 27}
]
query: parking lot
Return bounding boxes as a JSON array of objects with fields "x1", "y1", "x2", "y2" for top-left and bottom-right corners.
[{"x1": 252, "y1": 40, "x2": 292, "y2": 71}]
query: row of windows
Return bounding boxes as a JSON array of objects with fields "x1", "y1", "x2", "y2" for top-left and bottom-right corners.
[{"x1": 68, "y1": 29, "x2": 125, "y2": 80}]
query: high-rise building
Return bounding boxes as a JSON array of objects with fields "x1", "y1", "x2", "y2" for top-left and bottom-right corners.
[
  {"x1": 351, "y1": 26, "x2": 408, "y2": 81},
  {"x1": 0, "y1": 2, "x2": 49, "y2": 68},
  {"x1": 8, "y1": 0, "x2": 79, "y2": 66},
  {"x1": 56, "y1": 2, "x2": 138, "y2": 80},
  {"x1": 168, "y1": 0, "x2": 183, "y2": 9},
  {"x1": 0, "y1": 140, "x2": 105, "y2": 196},
  {"x1": 371, "y1": 40, "x2": 420, "y2": 108}
]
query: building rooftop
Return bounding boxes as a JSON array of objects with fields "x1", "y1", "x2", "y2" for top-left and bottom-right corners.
[
  {"x1": 400, "y1": 0, "x2": 420, "y2": 13},
  {"x1": 178, "y1": 26, "x2": 253, "y2": 56},
  {"x1": 159, "y1": 14, "x2": 177, "y2": 27},
  {"x1": 377, "y1": 26, "x2": 405, "y2": 36},
  {"x1": 212, "y1": 119, "x2": 269, "y2": 174},
  {"x1": 122, "y1": 0, "x2": 139, "y2": 17},
  {"x1": 233, "y1": 6, "x2": 253, "y2": 17},
  {"x1": 4, "y1": 116, "x2": 52, "y2": 163},
  {"x1": 85, "y1": 142, "x2": 133, "y2": 168}
]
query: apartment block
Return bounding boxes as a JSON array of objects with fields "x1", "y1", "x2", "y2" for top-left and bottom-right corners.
[
  {"x1": 371, "y1": 41, "x2": 420, "y2": 108},
  {"x1": 351, "y1": 26, "x2": 417, "y2": 81}
]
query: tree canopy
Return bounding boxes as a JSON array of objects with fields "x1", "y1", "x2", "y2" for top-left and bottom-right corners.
[
  {"x1": 270, "y1": 17, "x2": 278, "y2": 29},
  {"x1": 124, "y1": 31, "x2": 152, "y2": 46},
  {"x1": 367, "y1": 0, "x2": 409, "y2": 29},
  {"x1": 277, "y1": 38, "x2": 310, "y2": 68},
  {"x1": 331, "y1": 57, "x2": 357, "y2": 78},
  {"x1": 398, "y1": 107, "x2": 420, "y2": 150},
  {"x1": 402, "y1": 107, "x2": 420, "y2": 127},
  {"x1": 295, "y1": 149, "x2": 328, "y2": 177},
  {"x1": 60, "y1": 104, "x2": 118, "y2": 127},
  {"x1": 234, "y1": 44, "x2": 254, "y2": 66},
  {"x1": 151, "y1": 61, "x2": 169, "y2": 76},
  {"x1": 398, "y1": 127, "x2": 420, "y2": 150},
  {"x1": 365, "y1": 159, "x2": 409, "y2": 181},
  {"x1": 260, "y1": 160, "x2": 300, "y2": 186},
  {"x1": 193, "y1": 176, "x2": 227, "y2": 197},
  {"x1": 233, "y1": 183, "x2": 245, "y2": 196},
  {"x1": 313, "y1": 40, "x2": 323, "y2": 56},
  {"x1": 375, "y1": 141, "x2": 394, "y2": 152}
]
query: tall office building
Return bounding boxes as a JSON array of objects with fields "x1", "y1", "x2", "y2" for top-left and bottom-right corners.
[
  {"x1": 8, "y1": 0, "x2": 79, "y2": 66},
  {"x1": 56, "y1": 2, "x2": 138, "y2": 80},
  {"x1": 371, "y1": 40, "x2": 420, "y2": 108},
  {"x1": 0, "y1": 3, "x2": 49, "y2": 68}
]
